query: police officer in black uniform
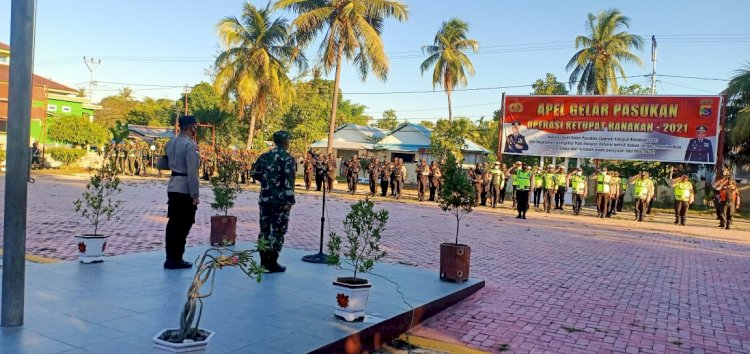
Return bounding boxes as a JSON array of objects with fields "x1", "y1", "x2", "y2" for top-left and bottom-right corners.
[{"x1": 684, "y1": 125, "x2": 714, "y2": 163}]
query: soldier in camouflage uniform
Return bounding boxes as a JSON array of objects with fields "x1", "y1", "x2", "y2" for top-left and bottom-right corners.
[{"x1": 250, "y1": 131, "x2": 296, "y2": 273}]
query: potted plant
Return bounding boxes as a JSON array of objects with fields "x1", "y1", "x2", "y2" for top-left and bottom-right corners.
[
  {"x1": 153, "y1": 244, "x2": 266, "y2": 353},
  {"x1": 73, "y1": 147, "x2": 123, "y2": 263},
  {"x1": 437, "y1": 153, "x2": 476, "y2": 282},
  {"x1": 209, "y1": 154, "x2": 243, "y2": 246},
  {"x1": 326, "y1": 198, "x2": 388, "y2": 322}
]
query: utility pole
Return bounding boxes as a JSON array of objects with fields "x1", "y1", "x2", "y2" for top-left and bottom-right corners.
[
  {"x1": 184, "y1": 84, "x2": 189, "y2": 115},
  {"x1": 2, "y1": 0, "x2": 36, "y2": 328},
  {"x1": 83, "y1": 57, "x2": 101, "y2": 101},
  {"x1": 650, "y1": 35, "x2": 657, "y2": 95}
]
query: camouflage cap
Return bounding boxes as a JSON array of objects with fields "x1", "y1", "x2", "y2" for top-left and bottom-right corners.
[{"x1": 273, "y1": 130, "x2": 291, "y2": 143}]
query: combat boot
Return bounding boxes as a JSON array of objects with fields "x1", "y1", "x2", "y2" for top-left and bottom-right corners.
[
  {"x1": 674, "y1": 216, "x2": 679, "y2": 224},
  {"x1": 680, "y1": 217, "x2": 686, "y2": 226},
  {"x1": 266, "y1": 252, "x2": 286, "y2": 273}
]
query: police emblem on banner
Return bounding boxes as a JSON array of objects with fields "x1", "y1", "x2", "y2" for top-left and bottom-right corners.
[
  {"x1": 508, "y1": 101, "x2": 524, "y2": 113},
  {"x1": 699, "y1": 100, "x2": 713, "y2": 117}
]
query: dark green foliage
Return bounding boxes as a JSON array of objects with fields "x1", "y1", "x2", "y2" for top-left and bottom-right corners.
[
  {"x1": 209, "y1": 156, "x2": 243, "y2": 216},
  {"x1": 374, "y1": 109, "x2": 400, "y2": 130},
  {"x1": 109, "y1": 121, "x2": 130, "y2": 144},
  {"x1": 48, "y1": 115, "x2": 110, "y2": 147},
  {"x1": 438, "y1": 153, "x2": 476, "y2": 244},
  {"x1": 47, "y1": 147, "x2": 86, "y2": 166},
  {"x1": 327, "y1": 199, "x2": 389, "y2": 279},
  {"x1": 531, "y1": 73, "x2": 569, "y2": 95},
  {"x1": 73, "y1": 147, "x2": 122, "y2": 235}
]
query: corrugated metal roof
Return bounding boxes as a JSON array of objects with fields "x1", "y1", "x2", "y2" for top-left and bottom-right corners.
[{"x1": 128, "y1": 125, "x2": 175, "y2": 140}]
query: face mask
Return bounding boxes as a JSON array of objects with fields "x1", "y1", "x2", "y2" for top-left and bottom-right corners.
[{"x1": 577, "y1": 171, "x2": 582, "y2": 176}]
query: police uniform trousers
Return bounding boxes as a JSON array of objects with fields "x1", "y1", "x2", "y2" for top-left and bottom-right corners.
[
  {"x1": 499, "y1": 185, "x2": 506, "y2": 203},
  {"x1": 258, "y1": 203, "x2": 291, "y2": 252},
  {"x1": 511, "y1": 186, "x2": 517, "y2": 207},
  {"x1": 516, "y1": 189, "x2": 530, "y2": 216},
  {"x1": 369, "y1": 175, "x2": 378, "y2": 196},
  {"x1": 393, "y1": 177, "x2": 403, "y2": 197},
  {"x1": 617, "y1": 193, "x2": 625, "y2": 212},
  {"x1": 718, "y1": 201, "x2": 735, "y2": 229},
  {"x1": 315, "y1": 172, "x2": 324, "y2": 191},
  {"x1": 489, "y1": 183, "x2": 501, "y2": 208},
  {"x1": 607, "y1": 194, "x2": 618, "y2": 217},
  {"x1": 418, "y1": 177, "x2": 429, "y2": 201},
  {"x1": 634, "y1": 197, "x2": 647, "y2": 221},
  {"x1": 572, "y1": 193, "x2": 584, "y2": 215},
  {"x1": 596, "y1": 193, "x2": 610, "y2": 217},
  {"x1": 380, "y1": 178, "x2": 390, "y2": 196},
  {"x1": 543, "y1": 189, "x2": 556, "y2": 212},
  {"x1": 390, "y1": 176, "x2": 396, "y2": 195},
  {"x1": 674, "y1": 200, "x2": 689, "y2": 225},
  {"x1": 555, "y1": 186, "x2": 566, "y2": 209},
  {"x1": 533, "y1": 187, "x2": 543, "y2": 208},
  {"x1": 165, "y1": 192, "x2": 197, "y2": 262},
  {"x1": 474, "y1": 183, "x2": 483, "y2": 206},
  {"x1": 429, "y1": 178, "x2": 440, "y2": 201},
  {"x1": 326, "y1": 175, "x2": 334, "y2": 192},
  {"x1": 304, "y1": 171, "x2": 313, "y2": 191}
]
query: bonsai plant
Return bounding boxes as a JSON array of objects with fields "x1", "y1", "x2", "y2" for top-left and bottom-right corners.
[
  {"x1": 437, "y1": 153, "x2": 476, "y2": 282},
  {"x1": 73, "y1": 146, "x2": 123, "y2": 263},
  {"x1": 209, "y1": 153, "x2": 243, "y2": 246},
  {"x1": 326, "y1": 198, "x2": 389, "y2": 322},
  {"x1": 153, "y1": 244, "x2": 266, "y2": 353}
]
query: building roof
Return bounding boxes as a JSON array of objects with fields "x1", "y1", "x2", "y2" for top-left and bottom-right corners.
[
  {"x1": 0, "y1": 42, "x2": 9, "y2": 52},
  {"x1": 0, "y1": 64, "x2": 78, "y2": 93},
  {"x1": 128, "y1": 125, "x2": 175, "y2": 141},
  {"x1": 311, "y1": 122, "x2": 489, "y2": 154},
  {"x1": 310, "y1": 124, "x2": 388, "y2": 150}
]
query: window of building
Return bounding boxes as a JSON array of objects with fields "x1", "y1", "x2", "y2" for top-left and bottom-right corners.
[
  {"x1": 47, "y1": 104, "x2": 57, "y2": 112},
  {"x1": 61, "y1": 106, "x2": 72, "y2": 113}
]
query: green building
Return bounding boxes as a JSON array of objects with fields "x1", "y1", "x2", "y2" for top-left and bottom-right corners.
[{"x1": 0, "y1": 42, "x2": 97, "y2": 149}]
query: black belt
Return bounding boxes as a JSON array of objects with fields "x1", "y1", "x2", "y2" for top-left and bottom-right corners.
[{"x1": 171, "y1": 172, "x2": 188, "y2": 177}]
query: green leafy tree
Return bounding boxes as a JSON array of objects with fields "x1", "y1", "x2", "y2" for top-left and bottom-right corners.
[
  {"x1": 125, "y1": 98, "x2": 175, "y2": 126},
  {"x1": 724, "y1": 62, "x2": 750, "y2": 166},
  {"x1": 276, "y1": 0, "x2": 409, "y2": 154},
  {"x1": 430, "y1": 118, "x2": 473, "y2": 162},
  {"x1": 48, "y1": 115, "x2": 110, "y2": 147},
  {"x1": 419, "y1": 120, "x2": 435, "y2": 129},
  {"x1": 214, "y1": 2, "x2": 306, "y2": 149},
  {"x1": 420, "y1": 18, "x2": 479, "y2": 121},
  {"x1": 96, "y1": 88, "x2": 138, "y2": 127},
  {"x1": 438, "y1": 153, "x2": 475, "y2": 244},
  {"x1": 179, "y1": 82, "x2": 239, "y2": 146},
  {"x1": 210, "y1": 157, "x2": 243, "y2": 216},
  {"x1": 531, "y1": 73, "x2": 568, "y2": 95},
  {"x1": 566, "y1": 9, "x2": 643, "y2": 95},
  {"x1": 618, "y1": 83, "x2": 651, "y2": 95},
  {"x1": 374, "y1": 109, "x2": 400, "y2": 130}
]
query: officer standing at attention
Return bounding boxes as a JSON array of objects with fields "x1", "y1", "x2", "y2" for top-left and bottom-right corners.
[
  {"x1": 325, "y1": 153, "x2": 336, "y2": 192},
  {"x1": 554, "y1": 165, "x2": 568, "y2": 210},
  {"x1": 629, "y1": 171, "x2": 654, "y2": 222},
  {"x1": 429, "y1": 160, "x2": 442, "y2": 202},
  {"x1": 684, "y1": 125, "x2": 714, "y2": 163},
  {"x1": 368, "y1": 158, "x2": 380, "y2": 197},
  {"x1": 489, "y1": 161, "x2": 504, "y2": 208},
  {"x1": 606, "y1": 171, "x2": 620, "y2": 217},
  {"x1": 314, "y1": 153, "x2": 326, "y2": 191},
  {"x1": 569, "y1": 168, "x2": 587, "y2": 215},
  {"x1": 163, "y1": 115, "x2": 200, "y2": 269},
  {"x1": 250, "y1": 131, "x2": 296, "y2": 273},
  {"x1": 380, "y1": 158, "x2": 392, "y2": 197},
  {"x1": 302, "y1": 150, "x2": 315, "y2": 191},
  {"x1": 713, "y1": 169, "x2": 741, "y2": 229},
  {"x1": 416, "y1": 159, "x2": 430, "y2": 201},
  {"x1": 590, "y1": 167, "x2": 611, "y2": 218},
  {"x1": 508, "y1": 162, "x2": 532, "y2": 219},
  {"x1": 671, "y1": 172, "x2": 694, "y2": 226},
  {"x1": 542, "y1": 164, "x2": 557, "y2": 213},
  {"x1": 532, "y1": 166, "x2": 544, "y2": 209},
  {"x1": 617, "y1": 172, "x2": 628, "y2": 212}
]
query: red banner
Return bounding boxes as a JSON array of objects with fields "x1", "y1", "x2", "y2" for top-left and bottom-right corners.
[{"x1": 502, "y1": 95, "x2": 721, "y2": 164}]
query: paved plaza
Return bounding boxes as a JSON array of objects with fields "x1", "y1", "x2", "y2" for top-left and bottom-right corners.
[{"x1": 1, "y1": 173, "x2": 749, "y2": 353}]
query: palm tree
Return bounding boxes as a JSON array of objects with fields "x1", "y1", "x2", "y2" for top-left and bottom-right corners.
[
  {"x1": 274, "y1": 0, "x2": 409, "y2": 154},
  {"x1": 566, "y1": 9, "x2": 643, "y2": 95},
  {"x1": 214, "y1": 2, "x2": 306, "y2": 149},
  {"x1": 420, "y1": 18, "x2": 479, "y2": 121},
  {"x1": 724, "y1": 62, "x2": 750, "y2": 163}
]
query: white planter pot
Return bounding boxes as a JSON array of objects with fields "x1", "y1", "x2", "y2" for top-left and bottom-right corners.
[
  {"x1": 74, "y1": 234, "x2": 109, "y2": 263},
  {"x1": 333, "y1": 277, "x2": 372, "y2": 322},
  {"x1": 153, "y1": 328, "x2": 215, "y2": 353}
]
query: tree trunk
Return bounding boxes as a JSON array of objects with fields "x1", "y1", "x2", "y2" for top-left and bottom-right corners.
[
  {"x1": 327, "y1": 46, "x2": 344, "y2": 155},
  {"x1": 246, "y1": 110, "x2": 256, "y2": 150},
  {"x1": 447, "y1": 89, "x2": 453, "y2": 121}
]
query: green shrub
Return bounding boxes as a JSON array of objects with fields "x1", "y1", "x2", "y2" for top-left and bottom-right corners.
[{"x1": 48, "y1": 147, "x2": 86, "y2": 166}]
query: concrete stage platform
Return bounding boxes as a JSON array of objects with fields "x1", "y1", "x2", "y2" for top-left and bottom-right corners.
[{"x1": 0, "y1": 244, "x2": 484, "y2": 353}]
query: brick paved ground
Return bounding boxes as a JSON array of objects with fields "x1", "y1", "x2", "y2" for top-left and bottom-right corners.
[{"x1": 1, "y1": 173, "x2": 749, "y2": 353}]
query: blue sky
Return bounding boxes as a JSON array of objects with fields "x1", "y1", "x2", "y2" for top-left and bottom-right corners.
[{"x1": 1, "y1": 0, "x2": 749, "y2": 123}]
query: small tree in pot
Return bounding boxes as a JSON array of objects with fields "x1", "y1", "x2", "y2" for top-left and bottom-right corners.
[
  {"x1": 437, "y1": 153, "x2": 476, "y2": 282},
  {"x1": 153, "y1": 244, "x2": 266, "y2": 353},
  {"x1": 73, "y1": 147, "x2": 123, "y2": 263},
  {"x1": 209, "y1": 154, "x2": 243, "y2": 246},
  {"x1": 327, "y1": 198, "x2": 388, "y2": 322}
]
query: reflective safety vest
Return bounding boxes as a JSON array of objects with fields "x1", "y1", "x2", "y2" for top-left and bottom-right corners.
[
  {"x1": 620, "y1": 178, "x2": 628, "y2": 194},
  {"x1": 596, "y1": 173, "x2": 611, "y2": 194},
  {"x1": 571, "y1": 175, "x2": 586, "y2": 194},
  {"x1": 543, "y1": 173, "x2": 556, "y2": 189},
  {"x1": 534, "y1": 173, "x2": 543, "y2": 188},
  {"x1": 555, "y1": 173, "x2": 567, "y2": 187},
  {"x1": 634, "y1": 178, "x2": 651, "y2": 199},
  {"x1": 516, "y1": 170, "x2": 531, "y2": 191},
  {"x1": 490, "y1": 168, "x2": 504, "y2": 186},
  {"x1": 674, "y1": 181, "x2": 692, "y2": 201}
]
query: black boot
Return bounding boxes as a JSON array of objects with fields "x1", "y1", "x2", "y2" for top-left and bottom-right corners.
[
  {"x1": 266, "y1": 251, "x2": 286, "y2": 273},
  {"x1": 680, "y1": 217, "x2": 686, "y2": 226},
  {"x1": 674, "y1": 217, "x2": 679, "y2": 224}
]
